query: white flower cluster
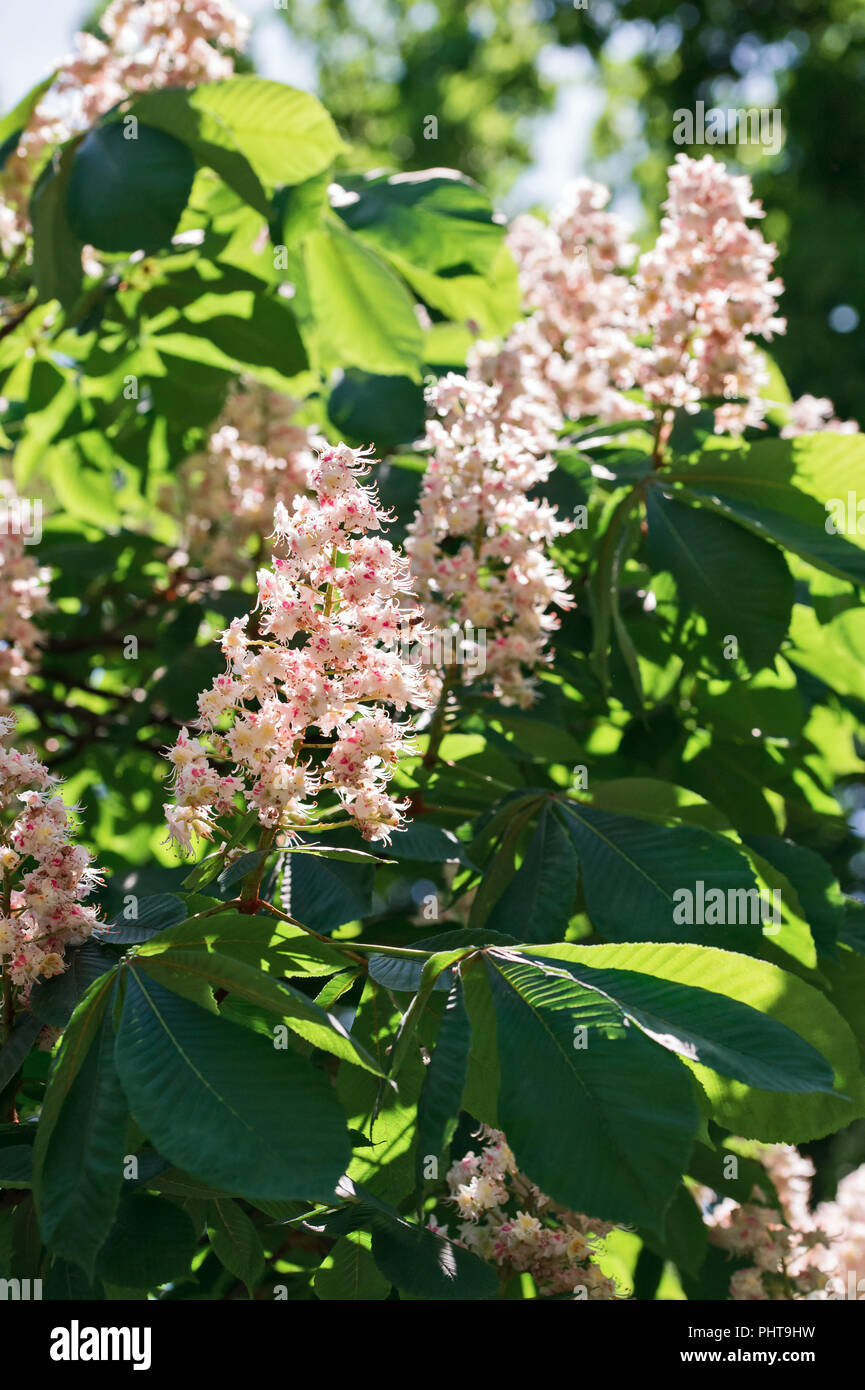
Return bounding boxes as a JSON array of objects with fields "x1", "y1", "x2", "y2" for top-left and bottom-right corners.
[
  {"x1": 432, "y1": 1127, "x2": 621, "y2": 1299},
  {"x1": 0, "y1": 481, "x2": 50, "y2": 714},
  {"x1": 166, "y1": 384, "x2": 318, "y2": 580},
  {"x1": 0, "y1": 714, "x2": 102, "y2": 1006}
]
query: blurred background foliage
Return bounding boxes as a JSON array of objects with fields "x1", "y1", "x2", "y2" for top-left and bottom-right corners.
[
  {"x1": 22, "y1": 0, "x2": 863, "y2": 410},
  {"x1": 274, "y1": 0, "x2": 865, "y2": 418}
]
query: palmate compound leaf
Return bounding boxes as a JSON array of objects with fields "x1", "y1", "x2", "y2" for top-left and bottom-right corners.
[
  {"x1": 466, "y1": 952, "x2": 700, "y2": 1230},
  {"x1": 113, "y1": 968, "x2": 350, "y2": 1202},
  {"x1": 531, "y1": 942, "x2": 865, "y2": 1142}
]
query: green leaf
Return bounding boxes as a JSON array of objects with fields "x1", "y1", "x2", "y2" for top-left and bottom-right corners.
[
  {"x1": 368, "y1": 929, "x2": 515, "y2": 993},
  {"x1": 271, "y1": 170, "x2": 330, "y2": 245},
  {"x1": 124, "y1": 88, "x2": 271, "y2": 216},
  {"x1": 787, "y1": 603, "x2": 865, "y2": 707},
  {"x1": 31, "y1": 972, "x2": 119, "y2": 1159},
  {"x1": 743, "y1": 835, "x2": 844, "y2": 959},
  {"x1": 392, "y1": 240, "x2": 521, "y2": 339},
  {"x1": 209, "y1": 1197, "x2": 265, "y2": 1294},
  {"x1": 486, "y1": 803, "x2": 578, "y2": 942},
  {"x1": 314, "y1": 1230, "x2": 391, "y2": 1300},
  {"x1": 334, "y1": 168, "x2": 504, "y2": 275},
  {"x1": 641, "y1": 1184, "x2": 707, "y2": 1279},
  {"x1": 283, "y1": 843, "x2": 386, "y2": 862},
  {"x1": 136, "y1": 947, "x2": 385, "y2": 1075},
  {"x1": 688, "y1": 1141, "x2": 781, "y2": 1208},
  {"x1": 43, "y1": 1258, "x2": 105, "y2": 1301},
  {"x1": 473, "y1": 952, "x2": 699, "y2": 1228},
  {"x1": 0, "y1": 74, "x2": 56, "y2": 160},
  {"x1": 300, "y1": 220, "x2": 424, "y2": 378},
  {"x1": 181, "y1": 810, "x2": 258, "y2": 890},
  {"x1": 520, "y1": 947, "x2": 836, "y2": 1093},
  {"x1": 0, "y1": 1147, "x2": 33, "y2": 1188},
  {"x1": 0, "y1": 1016, "x2": 42, "y2": 1093},
  {"x1": 385, "y1": 821, "x2": 475, "y2": 867},
  {"x1": 33, "y1": 1001, "x2": 127, "y2": 1276},
  {"x1": 30, "y1": 941, "x2": 119, "y2": 1029},
  {"x1": 415, "y1": 980, "x2": 471, "y2": 1198},
  {"x1": 316, "y1": 1189, "x2": 497, "y2": 1300},
  {"x1": 151, "y1": 291, "x2": 307, "y2": 390},
  {"x1": 335, "y1": 981, "x2": 424, "y2": 1207},
  {"x1": 114, "y1": 969, "x2": 350, "y2": 1200},
  {"x1": 95, "y1": 894, "x2": 189, "y2": 946},
  {"x1": 646, "y1": 486, "x2": 793, "y2": 668},
  {"x1": 668, "y1": 437, "x2": 865, "y2": 587},
  {"x1": 283, "y1": 847, "x2": 374, "y2": 931},
  {"x1": 840, "y1": 899, "x2": 865, "y2": 955},
  {"x1": 216, "y1": 850, "x2": 267, "y2": 892},
  {"x1": 136, "y1": 910, "x2": 349, "y2": 977},
  {"x1": 590, "y1": 489, "x2": 641, "y2": 691},
  {"x1": 468, "y1": 798, "x2": 541, "y2": 929},
  {"x1": 536, "y1": 941, "x2": 864, "y2": 1142},
  {"x1": 328, "y1": 370, "x2": 425, "y2": 451},
  {"x1": 387, "y1": 949, "x2": 468, "y2": 1079},
  {"x1": 368, "y1": 1207, "x2": 496, "y2": 1301},
  {"x1": 95, "y1": 1193, "x2": 197, "y2": 1288},
  {"x1": 67, "y1": 123, "x2": 196, "y2": 253},
  {"x1": 30, "y1": 142, "x2": 84, "y2": 307},
  {"x1": 590, "y1": 779, "x2": 731, "y2": 831},
  {"x1": 174, "y1": 78, "x2": 341, "y2": 188},
  {"x1": 558, "y1": 801, "x2": 762, "y2": 947}
]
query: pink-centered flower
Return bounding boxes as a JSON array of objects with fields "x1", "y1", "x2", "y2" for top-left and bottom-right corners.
[
  {"x1": 0, "y1": 481, "x2": 50, "y2": 714},
  {"x1": 165, "y1": 384, "x2": 317, "y2": 580},
  {"x1": 0, "y1": 714, "x2": 102, "y2": 1004},
  {"x1": 406, "y1": 374, "x2": 574, "y2": 709},
  {"x1": 437, "y1": 1126, "x2": 621, "y2": 1300},
  {"x1": 164, "y1": 442, "x2": 433, "y2": 849}
]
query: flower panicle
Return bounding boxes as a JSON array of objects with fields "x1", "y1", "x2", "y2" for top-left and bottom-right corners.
[{"x1": 164, "y1": 441, "x2": 434, "y2": 853}]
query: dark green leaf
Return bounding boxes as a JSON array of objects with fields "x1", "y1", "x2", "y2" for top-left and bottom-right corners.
[
  {"x1": 67, "y1": 122, "x2": 196, "y2": 253},
  {"x1": 114, "y1": 970, "x2": 350, "y2": 1200},
  {"x1": 33, "y1": 1003, "x2": 128, "y2": 1276},
  {"x1": 486, "y1": 803, "x2": 578, "y2": 942},
  {"x1": 475, "y1": 952, "x2": 698, "y2": 1229},
  {"x1": 95, "y1": 1193, "x2": 197, "y2": 1288},
  {"x1": 646, "y1": 485, "x2": 793, "y2": 668},
  {"x1": 559, "y1": 801, "x2": 762, "y2": 947}
]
